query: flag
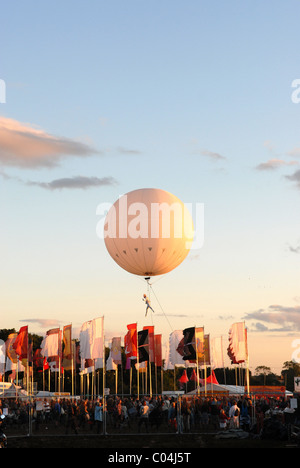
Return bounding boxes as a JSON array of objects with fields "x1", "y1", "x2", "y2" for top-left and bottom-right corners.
[
  {"x1": 41, "y1": 328, "x2": 60, "y2": 358},
  {"x1": 195, "y1": 327, "x2": 205, "y2": 361},
  {"x1": 211, "y1": 336, "x2": 224, "y2": 369},
  {"x1": 204, "y1": 334, "x2": 211, "y2": 365},
  {"x1": 182, "y1": 327, "x2": 196, "y2": 361},
  {"x1": 168, "y1": 329, "x2": 198, "y2": 367},
  {"x1": 43, "y1": 357, "x2": 49, "y2": 371},
  {"x1": 124, "y1": 323, "x2": 137, "y2": 360},
  {"x1": 37, "y1": 357, "x2": 49, "y2": 373},
  {"x1": 138, "y1": 329, "x2": 149, "y2": 363},
  {"x1": 135, "y1": 361, "x2": 147, "y2": 373},
  {"x1": 0, "y1": 340, "x2": 5, "y2": 375},
  {"x1": 168, "y1": 330, "x2": 186, "y2": 367},
  {"x1": 79, "y1": 317, "x2": 104, "y2": 361},
  {"x1": 106, "y1": 341, "x2": 118, "y2": 371},
  {"x1": 48, "y1": 356, "x2": 60, "y2": 372},
  {"x1": 90, "y1": 317, "x2": 104, "y2": 360},
  {"x1": 126, "y1": 357, "x2": 136, "y2": 370},
  {"x1": 6, "y1": 333, "x2": 18, "y2": 364},
  {"x1": 143, "y1": 326, "x2": 155, "y2": 362},
  {"x1": 13, "y1": 326, "x2": 28, "y2": 361},
  {"x1": 28, "y1": 338, "x2": 33, "y2": 369},
  {"x1": 111, "y1": 337, "x2": 122, "y2": 365},
  {"x1": 154, "y1": 334, "x2": 162, "y2": 367},
  {"x1": 74, "y1": 341, "x2": 81, "y2": 372},
  {"x1": 163, "y1": 338, "x2": 173, "y2": 370},
  {"x1": 227, "y1": 322, "x2": 248, "y2": 364},
  {"x1": 62, "y1": 324, "x2": 72, "y2": 370},
  {"x1": 33, "y1": 349, "x2": 44, "y2": 371}
]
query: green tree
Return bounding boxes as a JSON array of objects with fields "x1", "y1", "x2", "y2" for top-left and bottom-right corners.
[{"x1": 281, "y1": 360, "x2": 300, "y2": 392}]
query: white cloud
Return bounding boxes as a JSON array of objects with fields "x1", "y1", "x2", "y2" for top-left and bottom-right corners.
[
  {"x1": 255, "y1": 158, "x2": 298, "y2": 171},
  {"x1": 0, "y1": 116, "x2": 100, "y2": 168},
  {"x1": 243, "y1": 304, "x2": 300, "y2": 332},
  {"x1": 286, "y1": 169, "x2": 300, "y2": 190},
  {"x1": 198, "y1": 149, "x2": 226, "y2": 161},
  {"x1": 27, "y1": 175, "x2": 118, "y2": 190}
]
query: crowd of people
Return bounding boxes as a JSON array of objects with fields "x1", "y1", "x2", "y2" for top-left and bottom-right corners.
[{"x1": 0, "y1": 392, "x2": 299, "y2": 437}]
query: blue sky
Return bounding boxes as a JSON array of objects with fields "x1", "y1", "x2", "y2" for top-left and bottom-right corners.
[{"x1": 1, "y1": 0, "x2": 300, "y2": 374}]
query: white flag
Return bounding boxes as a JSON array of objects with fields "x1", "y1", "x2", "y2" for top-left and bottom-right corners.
[
  {"x1": 79, "y1": 317, "x2": 104, "y2": 361},
  {"x1": 228, "y1": 322, "x2": 248, "y2": 363},
  {"x1": 168, "y1": 330, "x2": 186, "y2": 367},
  {"x1": 0, "y1": 341, "x2": 5, "y2": 375},
  {"x1": 211, "y1": 336, "x2": 224, "y2": 369},
  {"x1": 41, "y1": 329, "x2": 60, "y2": 357}
]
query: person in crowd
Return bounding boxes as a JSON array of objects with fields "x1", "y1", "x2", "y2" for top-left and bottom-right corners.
[
  {"x1": 94, "y1": 400, "x2": 103, "y2": 434},
  {"x1": 65, "y1": 400, "x2": 78, "y2": 435},
  {"x1": 138, "y1": 400, "x2": 150, "y2": 433},
  {"x1": 219, "y1": 408, "x2": 230, "y2": 430},
  {"x1": 228, "y1": 400, "x2": 240, "y2": 428},
  {"x1": 209, "y1": 398, "x2": 220, "y2": 430}
]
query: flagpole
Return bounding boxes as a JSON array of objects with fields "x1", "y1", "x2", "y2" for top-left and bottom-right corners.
[
  {"x1": 174, "y1": 365, "x2": 176, "y2": 391},
  {"x1": 137, "y1": 323, "x2": 139, "y2": 400},
  {"x1": 71, "y1": 348, "x2": 74, "y2": 396},
  {"x1": 71, "y1": 324, "x2": 74, "y2": 396},
  {"x1": 103, "y1": 317, "x2": 107, "y2": 435},
  {"x1": 59, "y1": 355, "x2": 61, "y2": 394},
  {"x1": 130, "y1": 366, "x2": 132, "y2": 395},
  {"x1": 245, "y1": 321, "x2": 250, "y2": 395},
  {"x1": 196, "y1": 341, "x2": 200, "y2": 396},
  {"x1": 27, "y1": 328, "x2": 29, "y2": 396},
  {"x1": 149, "y1": 360, "x2": 152, "y2": 398},
  {"x1": 103, "y1": 334, "x2": 106, "y2": 398},
  {"x1": 121, "y1": 360, "x2": 124, "y2": 398}
]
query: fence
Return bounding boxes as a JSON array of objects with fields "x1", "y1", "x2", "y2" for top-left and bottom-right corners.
[{"x1": 0, "y1": 392, "x2": 297, "y2": 440}]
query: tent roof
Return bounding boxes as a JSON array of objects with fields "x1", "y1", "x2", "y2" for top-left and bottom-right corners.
[
  {"x1": 0, "y1": 382, "x2": 27, "y2": 397},
  {"x1": 187, "y1": 383, "x2": 245, "y2": 395}
]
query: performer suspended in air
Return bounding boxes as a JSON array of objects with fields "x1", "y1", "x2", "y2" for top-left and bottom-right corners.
[{"x1": 143, "y1": 294, "x2": 154, "y2": 316}]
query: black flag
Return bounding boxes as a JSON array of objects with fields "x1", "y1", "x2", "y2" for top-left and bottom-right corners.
[
  {"x1": 138, "y1": 329, "x2": 149, "y2": 363},
  {"x1": 182, "y1": 327, "x2": 196, "y2": 361}
]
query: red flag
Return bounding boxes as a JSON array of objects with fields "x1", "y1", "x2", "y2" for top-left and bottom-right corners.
[
  {"x1": 154, "y1": 334, "x2": 162, "y2": 367},
  {"x1": 13, "y1": 326, "x2": 28, "y2": 361},
  {"x1": 43, "y1": 357, "x2": 49, "y2": 371},
  {"x1": 190, "y1": 369, "x2": 198, "y2": 382},
  {"x1": 125, "y1": 323, "x2": 137, "y2": 359},
  {"x1": 33, "y1": 349, "x2": 44, "y2": 370}
]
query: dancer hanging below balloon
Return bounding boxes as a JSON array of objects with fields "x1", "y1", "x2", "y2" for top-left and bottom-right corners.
[{"x1": 143, "y1": 294, "x2": 154, "y2": 316}]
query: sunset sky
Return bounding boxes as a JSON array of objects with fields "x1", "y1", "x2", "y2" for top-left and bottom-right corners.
[{"x1": 1, "y1": 1, "x2": 300, "y2": 375}]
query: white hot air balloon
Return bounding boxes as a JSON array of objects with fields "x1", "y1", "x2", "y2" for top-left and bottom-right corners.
[{"x1": 104, "y1": 188, "x2": 194, "y2": 278}]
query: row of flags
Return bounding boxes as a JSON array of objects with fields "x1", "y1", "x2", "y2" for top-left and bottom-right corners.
[{"x1": 0, "y1": 319, "x2": 248, "y2": 378}]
